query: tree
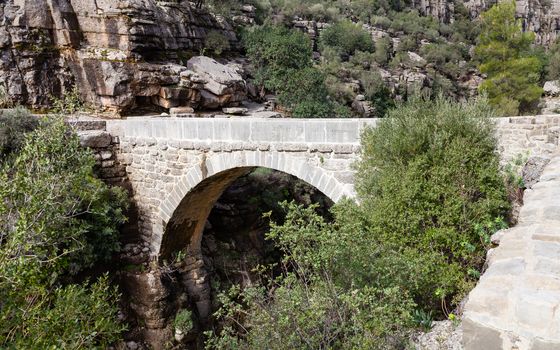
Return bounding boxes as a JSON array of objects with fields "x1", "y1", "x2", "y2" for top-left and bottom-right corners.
[
  {"x1": 475, "y1": 1, "x2": 543, "y2": 116},
  {"x1": 243, "y1": 25, "x2": 338, "y2": 117}
]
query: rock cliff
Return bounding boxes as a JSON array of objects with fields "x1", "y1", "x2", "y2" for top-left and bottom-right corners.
[
  {"x1": 1, "y1": 0, "x2": 558, "y2": 116},
  {"x1": 0, "y1": 0, "x2": 238, "y2": 114},
  {"x1": 413, "y1": 0, "x2": 560, "y2": 46}
]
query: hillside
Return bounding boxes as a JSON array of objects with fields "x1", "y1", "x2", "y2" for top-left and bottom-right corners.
[{"x1": 1, "y1": 0, "x2": 559, "y2": 117}]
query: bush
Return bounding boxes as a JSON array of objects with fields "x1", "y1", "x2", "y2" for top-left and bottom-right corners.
[
  {"x1": 0, "y1": 116, "x2": 127, "y2": 347},
  {"x1": 279, "y1": 67, "x2": 335, "y2": 117},
  {"x1": 6, "y1": 276, "x2": 125, "y2": 349},
  {"x1": 0, "y1": 106, "x2": 38, "y2": 158},
  {"x1": 373, "y1": 36, "x2": 392, "y2": 65},
  {"x1": 243, "y1": 25, "x2": 337, "y2": 117},
  {"x1": 355, "y1": 96, "x2": 510, "y2": 308},
  {"x1": 546, "y1": 39, "x2": 560, "y2": 81},
  {"x1": 243, "y1": 25, "x2": 312, "y2": 92},
  {"x1": 360, "y1": 70, "x2": 394, "y2": 117},
  {"x1": 206, "y1": 202, "x2": 415, "y2": 349},
  {"x1": 319, "y1": 20, "x2": 373, "y2": 57},
  {"x1": 205, "y1": 30, "x2": 231, "y2": 56}
]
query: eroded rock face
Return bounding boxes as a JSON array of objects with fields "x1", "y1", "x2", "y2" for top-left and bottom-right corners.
[
  {"x1": 414, "y1": 0, "x2": 560, "y2": 47},
  {"x1": 0, "y1": 0, "x2": 239, "y2": 115}
]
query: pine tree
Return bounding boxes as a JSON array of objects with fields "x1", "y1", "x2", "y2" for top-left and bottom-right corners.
[{"x1": 475, "y1": 1, "x2": 543, "y2": 116}]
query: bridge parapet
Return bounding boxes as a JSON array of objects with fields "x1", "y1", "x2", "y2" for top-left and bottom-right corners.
[{"x1": 106, "y1": 117, "x2": 377, "y2": 145}]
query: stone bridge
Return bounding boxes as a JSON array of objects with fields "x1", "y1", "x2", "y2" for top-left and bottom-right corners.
[
  {"x1": 79, "y1": 115, "x2": 560, "y2": 348},
  {"x1": 104, "y1": 117, "x2": 376, "y2": 260}
]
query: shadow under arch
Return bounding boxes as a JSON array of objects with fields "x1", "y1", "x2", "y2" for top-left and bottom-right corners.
[
  {"x1": 150, "y1": 151, "x2": 352, "y2": 325},
  {"x1": 155, "y1": 151, "x2": 353, "y2": 260}
]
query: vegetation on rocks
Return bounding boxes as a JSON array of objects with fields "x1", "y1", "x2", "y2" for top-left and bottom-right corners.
[
  {"x1": 0, "y1": 114, "x2": 127, "y2": 348},
  {"x1": 206, "y1": 96, "x2": 510, "y2": 348}
]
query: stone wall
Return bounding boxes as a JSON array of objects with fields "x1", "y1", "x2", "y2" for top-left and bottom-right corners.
[
  {"x1": 496, "y1": 115, "x2": 560, "y2": 162},
  {"x1": 462, "y1": 154, "x2": 560, "y2": 350}
]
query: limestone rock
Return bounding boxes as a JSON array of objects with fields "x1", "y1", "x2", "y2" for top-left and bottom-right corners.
[
  {"x1": 222, "y1": 107, "x2": 248, "y2": 115},
  {"x1": 0, "y1": 0, "x2": 239, "y2": 114},
  {"x1": 78, "y1": 130, "x2": 112, "y2": 148},
  {"x1": 187, "y1": 56, "x2": 247, "y2": 109},
  {"x1": 522, "y1": 156, "x2": 550, "y2": 188},
  {"x1": 544, "y1": 80, "x2": 560, "y2": 96}
]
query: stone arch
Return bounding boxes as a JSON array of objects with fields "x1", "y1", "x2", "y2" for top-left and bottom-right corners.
[{"x1": 152, "y1": 151, "x2": 353, "y2": 259}]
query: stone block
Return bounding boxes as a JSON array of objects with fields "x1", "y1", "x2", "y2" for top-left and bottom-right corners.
[
  {"x1": 461, "y1": 318, "x2": 504, "y2": 350},
  {"x1": 78, "y1": 130, "x2": 112, "y2": 148}
]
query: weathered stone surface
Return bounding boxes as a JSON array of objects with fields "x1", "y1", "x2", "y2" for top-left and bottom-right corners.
[
  {"x1": 222, "y1": 107, "x2": 248, "y2": 115},
  {"x1": 0, "y1": 0, "x2": 239, "y2": 114},
  {"x1": 522, "y1": 156, "x2": 551, "y2": 188},
  {"x1": 78, "y1": 130, "x2": 112, "y2": 148},
  {"x1": 544, "y1": 81, "x2": 560, "y2": 96},
  {"x1": 462, "y1": 153, "x2": 560, "y2": 349}
]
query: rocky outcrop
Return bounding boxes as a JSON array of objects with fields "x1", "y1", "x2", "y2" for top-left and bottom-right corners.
[
  {"x1": 413, "y1": 0, "x2": 560, "y2": 47},
  {"x1": 0, "y1": 0, "x2": 239, "y2": 115}
]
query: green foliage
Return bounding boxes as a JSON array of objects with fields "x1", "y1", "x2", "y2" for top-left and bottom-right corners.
[
  {"x1": 50, "y1": 86, "x2": 85, "y2": 114},
  {"x1": 390, "y1": 10, "x2": 440, "y2": 41},
  {"x1": 206, "y1": 202, "x2": 415, "y2": 349},
  {"x1": 243, "y1": 25, "x2": 337, "y2": 117},
  {"x1": 205, "y1": 30, "x2": 231, "y2": 56},
  {"x1": 174, "y1": 309, "x2": 194, "y2": 333},
  {"x1": 360, "y1": 70, "x2": 394, "y2": 117},
  {"x1": 412, "y1": 309, "x2": 433, "y2": 331},
  {"x1": 546, "y1": 39, "x2": 560, "y2": 81},
  {"x1": 5, "y1": 275, "x2": 125, "y2": 349},
  {"x1": 0, "y1": 107, "x2": 38, "y2": 158},
  {"x1": 355, "y1": 96, "x2": 510, "y2": 308},
  {"x1": 0, "y1": 116, "x2": 127, "y2": 347},
  {"x1": 243, "y1": 25, "x2": 312, "y2": 91},
  {"x1": 0, "y1": 83, "x2": 12, "y2": 108},
  {"x1": 475, "y1": 1, "x2": 543, "y2": 116},
  {"x1": 278, "y1": 67, "x2": 335, "y2": 118},
  {"x1": 373, "y1": 36, "x2": 392, "y2": 65},
  {"x1": 319, "y1": 20, "x2": 373, "y2": 57}
]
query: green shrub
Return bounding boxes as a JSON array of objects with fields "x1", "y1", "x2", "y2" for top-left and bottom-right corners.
[
  {"x1": 0, "y1": 106, "x2": 38, "y2": 158},
  {"x1": 174, "y1": 309, "x2": 194, "y2": 333},
  {"x1": 373, "y1": 37, "x2": 392, "y2": 65},
  {"x1": 546, "y1": 39, "x2": 560, "y2": 81},
  {"x1": 5, "y1": 275, "x2": 125, "y2": 349},
  {"x1": 360, "y1": 70, "x2": 394, "y2": 117},
  {"x1": 206, "y1": 202, "x2": 415, "y2": 349},
  {"x1": 205, "y1": 30, "x2": 231, "y2": 56},
  {"x1": 0, "y1": 116, "x2": 127, "y2": 347},
  {"x1": 50, "y1": 86, "x2": 85, "y2": 114},
  {"x1": 319, "y1": 20, "x2": 373, "y2": 57},
  {"x1": 356, "y1": 95, "x2": 510, "y2": 308},
  {"x1": 243, "y1": 25, "x2": 312, "y2": 92},
  {"x1": 244, "y1": 25, "x2": 337, "y2": 117},
  {"x1": 278, "y1": 67, "x2": 333, "y2": 117}
]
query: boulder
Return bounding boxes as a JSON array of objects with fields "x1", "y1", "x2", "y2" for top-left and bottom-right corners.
[
  {"x1": 222, "y1": 107, "x2": 248, "y2": 115},
  {"x1": 187, "y1": 56, "x2": 246, "y2": 97},
  {"x1": 544, "y1": 81, "x2": 560, "y2": 96}
]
